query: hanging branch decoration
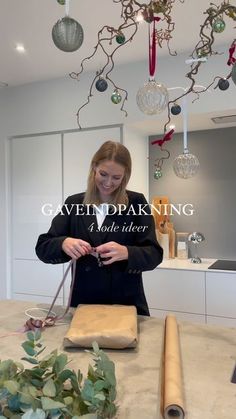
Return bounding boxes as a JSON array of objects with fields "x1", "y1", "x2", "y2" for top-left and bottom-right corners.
[
  {"x1": 67, "y1": 1, "x2": 236, "y2": 129},
  {"x1": 227, "y1": 39, "x2": 236, "y2": 65},
  {"x1": 151, "y1": 128, "x2": 175, "y2": 147},
  {"x1": 69, "y1": 0, "x2": 185, "y2": 128},
  {"x1": 151, "y1": 128, "x2": 175, "y2": 179},
  {"x1": 164, "y1": 1, "x2": 236, "y2": 133}
]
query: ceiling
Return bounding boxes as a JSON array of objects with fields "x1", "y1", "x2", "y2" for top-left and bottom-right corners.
[
  {"x1": 0, "y1": 0, "x2": 234, "y2": 86},
  {"x1": 0, "y1": 0, "x2": 235, "y2": 132}
]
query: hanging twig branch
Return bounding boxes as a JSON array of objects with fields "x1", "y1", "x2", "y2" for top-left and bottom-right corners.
[
  {"x1": 70, "y1": 0, "x2": 184, "y2": 128},
  {"x1": 163, "y1": 1, "x2": 236, "y2": 134}
]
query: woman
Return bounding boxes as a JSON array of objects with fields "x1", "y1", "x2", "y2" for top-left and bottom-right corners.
[{"x1": 35, "y1": 141, "x2": 163, "y2": 315}]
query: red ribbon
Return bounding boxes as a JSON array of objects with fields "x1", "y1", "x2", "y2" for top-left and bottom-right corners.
[
  {"x1": 227, "y1": 41, "x2": 236, "y2": 66},
  {"x1": 151, "y1": 129, "x2": 175, "y2": 147},
  {"x1": 149, "y1": 17, "x2": 161, "y2": 77}
]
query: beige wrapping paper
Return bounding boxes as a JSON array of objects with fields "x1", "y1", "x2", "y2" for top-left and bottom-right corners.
[
  {"x1": 161, "y1": 315, "x2": 185, "y2": 419},
  {"x1": 63, "y1": 304, "x2": 138, "y2": 349}
]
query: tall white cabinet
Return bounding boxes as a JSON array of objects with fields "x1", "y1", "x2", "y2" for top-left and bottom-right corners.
[
  {"x1": 9, "y1": 126, "x2": 122, "y2": 304},
  {"x1": 10, "y1": 134, "x2": 64, "y2": 303}
]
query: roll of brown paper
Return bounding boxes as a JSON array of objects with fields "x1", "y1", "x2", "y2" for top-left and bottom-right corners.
[{"x1": 162, "y1": 315, "x2": 185, "y2": 419}]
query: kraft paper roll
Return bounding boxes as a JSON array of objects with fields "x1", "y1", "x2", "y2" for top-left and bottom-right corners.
[{"x1": 161, "y1": 315, "x2": 185, "y2": 419}]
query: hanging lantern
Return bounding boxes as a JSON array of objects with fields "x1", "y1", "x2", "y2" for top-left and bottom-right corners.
[
  {"x1": 218, "y1": 78, "x2": 230, "y2": 90},
  {"x1": 154, "y1": 167, "x2": 162, "y2": 180},
  {"x1": 173, "y1": 150, "x2": 200, "y2": 179},
  {"x1": 52, "y1": 16, "x2": 84, "y2": 52},
  {"x1": 116, "y1": 32, "x2": 126, "y2": 44},
  {"x1": 95, "y1": 77, "x2": 108, "y2": 92},
  {"x1": 111, "y1": 90, "x2": 122, "y2": 104},
  {"x1": 212, "y1": 18, "x2": 226, "y2": 33},
  {"x1": 173, "y1": 95, "x2": 200, "y2": 179},
  {"x1": 136, "y1": 80, "x2": 169, "y2": 115},
  {"x1": 171, "y1": 103, "x2": 181, "y2": 115},
  {"x1": 231, "y1": 64, "x2": 236, "y2": 86}
]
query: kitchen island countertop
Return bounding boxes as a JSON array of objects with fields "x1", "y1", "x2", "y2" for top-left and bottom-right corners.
[
  {"x1": 157, "y1": 257, "x2": 236, "y2": 273},
  {"x1": 0, "y1": 300, "x2": 236, "y2": 419}
]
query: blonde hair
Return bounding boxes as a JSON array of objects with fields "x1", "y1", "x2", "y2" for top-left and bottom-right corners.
[{"x1": 83, "y1": 140, "x2": 132, "y2": 205}]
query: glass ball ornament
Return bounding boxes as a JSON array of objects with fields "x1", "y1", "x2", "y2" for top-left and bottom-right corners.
[
  {"x1": 136, "y1": 80, "x2": 169, "y2": 115},
  {"x1": 111, "y1": 90, "x2": 122, "y2": 104},
  {"x1": 231, "y1": 63, "x2": 236, "y2": 86},
  {"x1": 52, "y1": 16, "x2": 84, "y2": 52},
  {"x1": 116, "y1": 32, "x2": 125, "y2": 44},
  {"x1": 95, "y1": 77, "x2": 108, "y2": 92},
  {"x1": 218, "y1": 78, "x2": 230, "y2": 91},
  {"x1": 171, "y1": 103, "x2": 181, "y2": 115},
  {"x1": 173, "y1": 150, "x2": 200, "y2": 179},
  {"x1": 212, "y1": 18, "x2": 226, "y2": 33},
  {"x1": 154, "y1": 168, "x2": 162, "y2": 180}
]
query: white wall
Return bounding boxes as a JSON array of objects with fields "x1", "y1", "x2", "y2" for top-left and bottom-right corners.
[{"x1": 0, "y1": 47, "x2": 235, "y2": 298}]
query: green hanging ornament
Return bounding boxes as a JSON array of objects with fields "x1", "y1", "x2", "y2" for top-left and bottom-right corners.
[
  {"x1": 154, "y1": 168, "x2": 162, "y2": 180},
  {"x1": 212, "y1": 18, "x2": 226, "y2": 33},
  {"x1": 57, "y1": 0, "x2": 65, "y2": 4},
  {"x1": 197, "y1": 46, "x2": 209, "y2": 58},
  {"x1": 111, "y1": 90, "x2": 122, "y2": 104},
  {"x1": 116, "y1": 32, "x2": 125, "y2": 44}
]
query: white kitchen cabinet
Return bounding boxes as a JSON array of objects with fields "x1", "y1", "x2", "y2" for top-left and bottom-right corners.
[
  {"x1": 10, "y1": 134, "x2": 62, "y2": 260},
  {"x1": 206, "y1": 271, "x2": 236, "y2": 319},
  {"x1": 10, "y1": 134, "x2": 64, "y2": 303},
  {"x1": 206, "y1": 316, "x2": 236, "y2": 327},
  {"x1": 12, "y1": 260, "x2": 64, "y2": 298},
  {"x1": 143, "y1": 268, "x2": 205, "y2": 323},
  {"x1": 143, "y1": 259, "x2": 236, "y2": 327},
  {"x1": 149, "y1": 308, "x2": 205, "y2": 324}
]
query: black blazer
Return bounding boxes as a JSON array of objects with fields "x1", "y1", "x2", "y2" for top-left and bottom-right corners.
[{"x1": 35, "y1": 190, "x2": 163, "y2": 315}]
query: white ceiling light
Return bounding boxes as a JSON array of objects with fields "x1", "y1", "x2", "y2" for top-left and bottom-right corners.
[{"x1": 15, "y1": 44, "x2": 26, "y2": 53}]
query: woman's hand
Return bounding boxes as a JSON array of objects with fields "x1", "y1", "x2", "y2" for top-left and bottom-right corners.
[
  {"x1": 95, "y1": 241, "x2": 128, "y2": 265},
  {"x1": 62, "y1": 237, "x2": 92, "y2": 260}
]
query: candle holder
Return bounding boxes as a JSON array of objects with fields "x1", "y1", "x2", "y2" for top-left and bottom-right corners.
[{"x1": 188, "y1": 232, "x2": 205, "y2": 263}]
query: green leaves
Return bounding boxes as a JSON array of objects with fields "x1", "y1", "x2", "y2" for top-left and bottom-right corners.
[
  {"x1": 52, "y1": 353, "x2": 68, "y2": 375},
  {"x1": 21, "y1": 331, "x2": 45, "y2": 366},
  {"x1": 22, "y1": 408, "x2": 46, "y2": 419},
  {"x1": 3, "y1": 380, "x2": 19, "y2": 395},
  {"x1": 40, "y1": 397, "x2": 65, "y2": 410},
  {"x1": 42, "y1": 379, "x2": 56, "y2": 397},
  {"x1": 21, "y1": 342, "x2": 37, "y2": 357},
  {"x1": 0, "y1": 333, "x2": 117, "y2": 418}
]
